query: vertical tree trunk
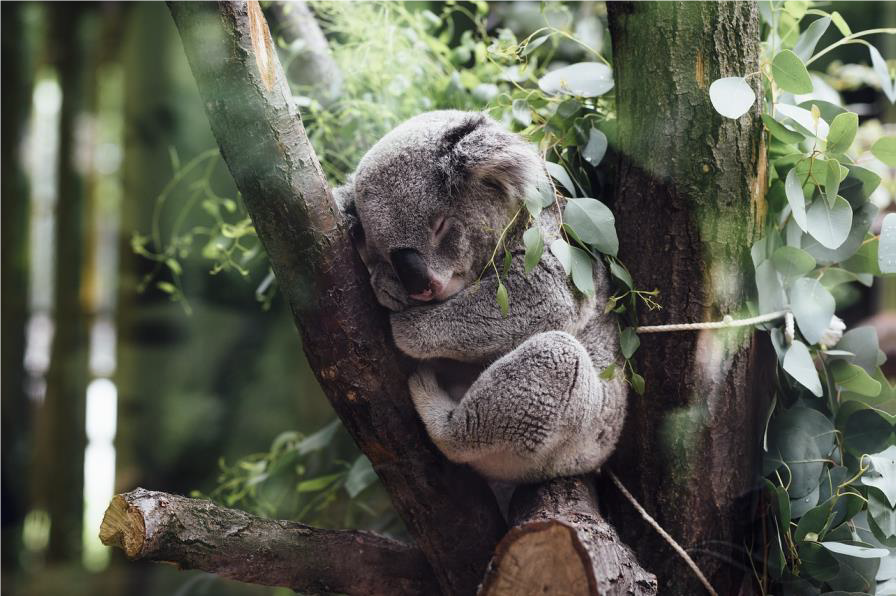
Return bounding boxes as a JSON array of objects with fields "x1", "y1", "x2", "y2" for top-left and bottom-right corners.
[
  {"x1": 1, "y1": 1, "x2": 36, "y2": 571},
  {"x1": 33, "y1": 4, "x2": 94, "y2": 563},
  {"x1": 606, "y1": 3, "x2": 765, "y2": 594}
]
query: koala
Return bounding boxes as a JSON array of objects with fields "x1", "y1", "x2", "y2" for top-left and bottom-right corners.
[{"x1": 336, "y1": 110, "x2": 627, "y2": 483}]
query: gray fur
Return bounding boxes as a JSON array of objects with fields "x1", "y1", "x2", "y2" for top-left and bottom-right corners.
[{"x1": 338, "y1": 110, "x2": 627, "y2": 483}]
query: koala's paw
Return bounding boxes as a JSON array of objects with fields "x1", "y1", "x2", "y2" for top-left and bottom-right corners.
[
  {"x1": 408, "y1": 365, "x2": 450, "y2": 415},
  {"x1": 390, "y1": 309, "x2": 431, "y2": 358},
  {"x1": 370, "y1": 265, "x2": 409, "y2": 312}
]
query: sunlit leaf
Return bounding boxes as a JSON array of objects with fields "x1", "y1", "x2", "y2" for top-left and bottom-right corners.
[{"x1": 709, "y1": 77, "x2": 756, "y2": 119}]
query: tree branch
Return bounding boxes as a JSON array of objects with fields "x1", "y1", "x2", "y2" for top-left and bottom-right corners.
[
  {"x1": 264, "y1": 0, "x2": 342, "y2": 102},
  {"x1": 164, "y1": 2, "x2": 505, "y2": 593},
  {"x1": 99, "y1": 488, "x2": 438, "y2": 596},
  {"x1": 479, "y1": 477, "x2": 657, "y2": 596}
]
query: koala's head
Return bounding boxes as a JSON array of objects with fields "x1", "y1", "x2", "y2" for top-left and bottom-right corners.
[{"x1": 340, "y1": 110, "x2": 543, "y2": 311}]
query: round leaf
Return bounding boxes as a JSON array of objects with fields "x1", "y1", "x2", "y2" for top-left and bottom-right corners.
[
  {"x1": 538, "y1": 62, "x2": 614, "y2": 98},
  {"x1": 772, "y1": 49, "x2": 814, "y2": 94},
  {"x1": 826, "y1": 112, "x2": 858, "y2": 155},
  {"x1": 762, "y1": 114, "x2": 804, "y2": 145},
  {"x1": 872, "y1": 136, "x2": 896, "y2": 167},
  {"x1": 709, "y1": 77, "x2": 756, "y2": 119},
  {"x1": 772, "y1": 246, "x2": 816, "y2": 283},
  {"x1": 806, "y1": 195, "x2": 853, "y2": 250}
]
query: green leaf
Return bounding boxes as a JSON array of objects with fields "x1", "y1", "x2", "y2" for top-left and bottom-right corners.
[
  {"x1": 496, "y1": 282, "x2": 509, "y2": 316},
  {"x1": 550, "y1": 238, "x2": 572, "y2": 274},
  {"x1": 538, "y1": 62, "x2": 614, "y2": 98},
  {"x1": 826, "y1": 112, "x2": 858, "y2": 155},
  {"x1": 772, "y1": 246, "x2": 816, "y2": 284},
  {"x1": 563, "y1": 198, "x2": 618, "y2": 256},
  {"x1": 512, "y1": 99, "x2": 532, "y2": 126},
  {"x1": 755, "y1": 260, "x2": 787, "y2": 315},
  {"x1": 798, "y1": 542, "x2": 840, "y2": 582},
  {"x1": 582, "y1": 128, "x2": 608, "y2": 166},
  {"x1": 709, "y1": 77, "x2": 756, "y2": 119},
  {"x1": 772, "y1": 49, "x2": 814, "y2": 94},
  {"x1": 630, "y1": 373, "x2": 645, "y2": 396},
  {"x1": 569, "y1": 245, "x2": 595, "y2": 297},
  {"x1": 785, "y1": 168, "x2": 809, "y2": 231},
  {"x1": 863, "y1": 446, "x2": 896, "y2": 508},
  {"x1": 763, "y1": 114, "x2": 804, "y2": 145},
  {"x1": 881, "y1": 214, "x2": 896, "y2": 275},
  {"x1": 345, "y1": 456, "x2": 377, "y2": 498},
  {"x1": 872, "y1": 136, "x2": 896, "y2": 167},
  {"x1": 297, "y1": 472, "x2": 343, "y2": 493},
  {"x1": 609, "y1": 260, "x2": 633, "y2": 290},
  {"x1": 790, "y1": 277, "x2": 835, "y2": 345},
  {"x1": 822, "y1": 158, "x2": 843, "y2": 207},
  {"x1": 598, "y1": 364, "x2": 617, "y2": 380},
  {"x1": 804, "y1": 203, "x2": 878, "y2": 265},
  {"x1": 156, "y1": 281, "x2": 176, "y2": 294},
  {"x1": 783, "y1": 341, "x2": 823, "y2": 396},
  {"x1": 867, "y1": 488, "x2": 896, "y2": 541},
  {"x1": 795, "y1": 500, "x2": 833, "y2": 542},
  {"x1": 869, "y1": 45, "x2": 896, "y2": 103},
  {"x1": 522, "y1": 226, "x2": 544, "y2": 274},
  {"x1": 831, "y1": 360, "x2": 882, "y2": 397},
  {"x1": 297, "y1": 420, "x2": 341, "y2": 455},
  {"x1": 830, "y1": 11, "x2": 851, "y2": 36},
  {"x1": 836, "y1": 326, "x2": 886, "y2": 374},
  {"x1": 794, "y1": 16, "x2": 831, "y2": 61},
  {"x1": 522, "y1": 34, "x2": 549, "y2": 56},
  {"x1": 620, "y1": 327, "x2": 640, "y2": 360},
  {"x1": 806, "y1": 195, "x2": 853, "y2": 250},
  {"x1": 544, "y1": 161, "x2": 576, "y2": 196},
  {"x1": 502, "y1": 249, "x2": 512, "y2": 278}
]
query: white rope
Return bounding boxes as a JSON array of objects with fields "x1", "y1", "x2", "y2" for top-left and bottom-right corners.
[
  {"x1": 636, "y1": 310, "x2": 788, "y2": 334},
  {"x1": 608, "y1": 470, "x2": 719, "y2": 596}
]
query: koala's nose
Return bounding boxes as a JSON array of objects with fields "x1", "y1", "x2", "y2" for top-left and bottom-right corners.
[{"x1": 390, "y1": 248, "x2": 431, "y2": 296}]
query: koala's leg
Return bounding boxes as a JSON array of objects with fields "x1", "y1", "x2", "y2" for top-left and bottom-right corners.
[{"x1": 409, "y1": 330, "x2": 626, "y2": 482}]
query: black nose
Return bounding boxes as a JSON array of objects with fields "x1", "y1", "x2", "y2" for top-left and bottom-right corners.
[{"x1": 390, "y1": 248, "x2": 431, "y2": 295}]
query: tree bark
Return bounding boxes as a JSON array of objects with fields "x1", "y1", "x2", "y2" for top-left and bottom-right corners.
[
  {"x1": 165, "y1": 3, "x2": 505, "y2": 593},
  {"x1": 480, "y1": 477, "x2": 657, "y2": 596},
  {"x1": 99, "y1": 488, "x2": 438, "y2": 596},
  {"x1": 264, "y1": 0, "x2": 342, "y2": 103},
  {"x1": 1, "y1": 1, "x2": 35, "y2": 571},
  {"x1": 606, "y1": 3, "x2": 765, "y2": 594}
]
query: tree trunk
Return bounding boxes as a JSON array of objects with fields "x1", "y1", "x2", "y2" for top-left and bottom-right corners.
[
  {"x1": 1, "y1": 1, "x2": 35, "y2": 571},
  {"x1": 606, "y1": 3, "x2": 765, "y2": 594},
  {"x1": 480, "y1": 477, "x2": 657, "y2": 596},
  {"x1": 32, "y1": 4, "x2": 95, "y2": 562},
  {"x1": 165, "y1": 2, "x2": 505, "y2": 593}
]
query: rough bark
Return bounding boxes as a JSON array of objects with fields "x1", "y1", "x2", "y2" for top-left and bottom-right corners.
[
  {"x1": 166, "y1": 3, "x2": 505, "y2": 593},
  {"x1": 1, "y1": 1, "x2": 35, "y2": 571},
  {"x1": 606, "y1": 3, "x2": 765, "y2": 595},
  {"x1": 264, "y1": 0, "x2": 342, "y2": 102},
  {"x1": 480, "y1": 477, "x2": 657, "y2": 596},
  {"x1": 99, "y1": 488, "x2": 438, "y2": 596}
]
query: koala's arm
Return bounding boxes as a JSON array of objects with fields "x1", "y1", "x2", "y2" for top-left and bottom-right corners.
[{"x1": 391, "y1": 251, "x2": 588, "y2": 362}]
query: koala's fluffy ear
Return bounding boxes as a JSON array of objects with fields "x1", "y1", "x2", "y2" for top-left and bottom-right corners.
[
  {"x1": 437, "y1": 113, "x2": 542, "y2": 201},
  {"x1": 334, "y1": 179, "x2": 370, "y2": 266}
]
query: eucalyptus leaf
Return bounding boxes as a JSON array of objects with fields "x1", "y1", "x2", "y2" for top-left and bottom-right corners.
[
  {"x1": 785, "y1": 168, "x2": 809, "y2": 231},
  {"x1": 772, "y1": 246, "x2": 816, "y2": 284},
  {"x1": 835, "y1": 326, "x2": 886, "y2": 374},
  {"x1": 783, "y1": 340, "x2": 823, "y2": 396},
  {"x1": 345, "y1": 456, "x2": 378, "y2": 498},
  {"x1": 826, "y1": 112, "x2": 858, "y2": 155},
  {"x1": 872, "y1": 137, "x2": 896, "y2": 167},
  {"x1": 880, "y1": 213, "x2": 896, "y2": 274},
  {"x1": 756, "y1": 260, "x2": 786, "y2": 315},
  {"x1": 763, "y1": 114, "x2": 805, "y2": 145},
  {"x1": 523, "y1": 226, "x2": 544, "y2": 274},
  {"x1": 544, "y1": 161, "x2": 576, "y2": 196},
  {"x1": 512, "y1": 99, "x2": 532, "y2": 126},
  {"x1": 820, "y1": 541, "x2": 890, "y2": 559},
  {"x1": 806, "y1": 195, "x2": 853, "y2": 250},
  {"x1": 569, "y1": 244, "x2": 595, "y2": 297},
  {"x1": 772, "y1": 49, "x2": 814, "y2": 94},
  {"x1": 620, "y1": 327, "x2": 640, "y2": 360},
  {"x1": 777, "y1": 103, "x2": 830, "y2": 139},
  {"x1": 793, "y1": 16, "x2": 831, "y2": 61},
  {"x1": 790, "y1": 277, "x2": 835, "y2": 345},
  {"x1": 563, "y1": 198, "x2": 618, "y2": 256},
  {"x1": 582, "y1": 128, "x2": 608, "y2": 166},
  {"x1": 863, "y1": 446, "x2": 896, "y2": 508},
  {"x1": 831, "y1": 360, "x2": 882, "y2": 397},
  {"x1": 869, "y1": 45, "x2": 896, "y2": 103},
  {"x1": 823, "y1": 158, "x2": 842, "y2": 207},
  {"x1": 496, "y1": 282, "x2": 509, "y2": 316},
  {"x1": 550, "y1": 238, "x2": 572, "y2": 274},
  {"x1": 803, "y1": 203, "x2": 877, "y2": 265},
  {"x1": 709, "y1": 77, "x2": 756, "y2": 119},
  {"x1": 538, "y1": 62, "x2": 614, "y2": 98}
]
